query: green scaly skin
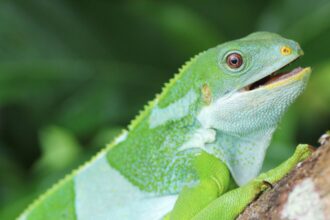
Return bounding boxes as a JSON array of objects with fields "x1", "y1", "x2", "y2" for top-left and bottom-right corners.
[{"x1": 18, "y1": 32, "x2": 312, "y2": 220}]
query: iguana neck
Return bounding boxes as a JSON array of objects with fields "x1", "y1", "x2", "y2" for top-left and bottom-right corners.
[{"x1": 106, "y1": 62, "x2": 205, "y2": 194}]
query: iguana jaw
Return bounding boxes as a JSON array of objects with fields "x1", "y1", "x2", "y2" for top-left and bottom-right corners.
[{"x1": 241, "y1": 62, "x2": 311, "y2": 92}]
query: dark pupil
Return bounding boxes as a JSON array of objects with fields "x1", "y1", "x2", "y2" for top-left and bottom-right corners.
[{"x1": 231, "y1": 57, "x2": 238, "y2": 64}]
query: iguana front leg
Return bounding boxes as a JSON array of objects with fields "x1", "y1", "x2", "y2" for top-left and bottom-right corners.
[
  {"x1": 166, "y1": 152, "x2": 232, "y2": 219},
  {"x1": 168, "y1": 144, "x2": 312, "y2": 220},
  {"x1": 192, "y1": 144, "x2": 312, "y2": 220}
]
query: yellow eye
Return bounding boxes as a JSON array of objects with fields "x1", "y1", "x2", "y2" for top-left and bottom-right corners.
[{"x1": 281, "y1": 46, "x2": 292, "y2": 56}]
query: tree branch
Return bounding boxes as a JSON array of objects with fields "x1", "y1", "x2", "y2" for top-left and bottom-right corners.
[{"x1": 238, "y1": 133, "x2": 330, "y2": 220}]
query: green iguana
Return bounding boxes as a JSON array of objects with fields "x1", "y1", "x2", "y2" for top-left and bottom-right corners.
[{"x1": 18, "y1": 32, "x2": 312, "y2": 220}]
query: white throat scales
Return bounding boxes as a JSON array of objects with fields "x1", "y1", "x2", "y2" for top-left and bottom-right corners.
[{"x1": 180, "y1": 91, "x2": 281, "y2": 186}]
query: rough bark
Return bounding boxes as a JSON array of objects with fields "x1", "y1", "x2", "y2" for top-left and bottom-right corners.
[{"x1": 237, "y1": 133, "x2": 330, "y2": 220}]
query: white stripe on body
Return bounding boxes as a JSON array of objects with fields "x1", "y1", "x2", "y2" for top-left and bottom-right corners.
[
  {"x1": 149, "y1": 89, "x2": 198, "y2": 128},
  {"x1": 74, "y1": 152, "x2": 177, "y2": 220}
]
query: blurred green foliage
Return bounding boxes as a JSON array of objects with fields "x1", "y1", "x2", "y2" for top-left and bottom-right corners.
[{"x1": 0, "y1": 1, "x2": 329, "y2": 219}]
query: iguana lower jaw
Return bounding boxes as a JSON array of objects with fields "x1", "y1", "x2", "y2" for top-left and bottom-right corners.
[
  {"x1": 241, "y1": 59, "x2": 311, "y2": 92},
  {"x1": 262, "y1": 66, "x2": 311, "y2": 89}
]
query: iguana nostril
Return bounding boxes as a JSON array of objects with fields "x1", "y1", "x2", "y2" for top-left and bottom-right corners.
[{"x1": 281, "y1": 46, "x2": 292, "y2": 56}]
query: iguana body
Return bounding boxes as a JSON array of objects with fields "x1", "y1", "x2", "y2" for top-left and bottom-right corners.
[{"x1": 18, "y1": 32, "x2": 312, "y2": 220}]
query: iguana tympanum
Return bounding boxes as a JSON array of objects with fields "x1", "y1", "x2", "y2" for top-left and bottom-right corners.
[{"x1": 18, "y1": 32, "x2": 312, "y2": 220}]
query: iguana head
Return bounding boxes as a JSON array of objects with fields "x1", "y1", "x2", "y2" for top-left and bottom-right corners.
[{"x1": 195, "y1": 32, "x2": 311, "y2": 185}]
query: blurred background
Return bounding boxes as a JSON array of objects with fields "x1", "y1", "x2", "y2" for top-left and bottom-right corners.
[{"x1": 0, "y1": 0, "x2": 329, "y2": 218}]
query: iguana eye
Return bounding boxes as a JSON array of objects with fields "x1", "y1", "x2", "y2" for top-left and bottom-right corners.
[{"x1": 226, "y1": 53, "x2": 243, "y2": 69}]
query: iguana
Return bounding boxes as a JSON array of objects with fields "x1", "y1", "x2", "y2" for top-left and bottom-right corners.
[{"x1": 18, "y1": 32, "x2": 312, "y2": 220}]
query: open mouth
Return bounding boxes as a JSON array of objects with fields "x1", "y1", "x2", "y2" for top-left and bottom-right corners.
[{"x1": 242, "y1": 61, "x2": 306, "y2": 92}]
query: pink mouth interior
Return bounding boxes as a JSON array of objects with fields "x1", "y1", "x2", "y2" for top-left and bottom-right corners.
[{"x1": 246, "y1": 67, "x2": 303, "y2": 91}]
